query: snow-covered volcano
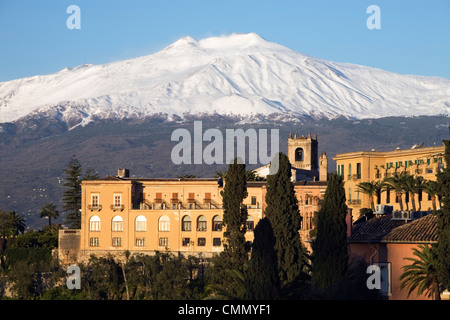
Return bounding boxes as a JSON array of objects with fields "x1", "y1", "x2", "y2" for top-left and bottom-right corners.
[{"x1": 1, "y1": 32, "x2": 449, "y2": 125}]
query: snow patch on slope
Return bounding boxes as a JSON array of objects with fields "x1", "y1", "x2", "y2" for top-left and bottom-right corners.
[{"x1": 0, "y1": 33, "x2": 449, "y2": 125}]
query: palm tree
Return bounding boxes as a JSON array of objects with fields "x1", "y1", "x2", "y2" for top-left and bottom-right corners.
[
  {"x1": 402, "y1": 174, "x2": 418, "y2": 211},
  {"x1": 422, "y1": 180, "x2": 439, "y2": 211},
  {"x1": 414, "y1": 176, "x2": 425, "y2": 210},
  {"x1": 356, "y1": 181, "x2": 379, "y2": 210},
  {"x1": 400, "y1": 244, "x2": 441, "y2": 300},
  {"x1": 39, "y1": 202, "x2": 60, "y2": 226},
  {"x1": 8, "y1": 211, "x2": 26, "y2": 236},
  {"x1": 373, "y1": 180, "x2": 386, "y2": 207},
  {"x1": 384, "y1": 173, "x2": 407, "y2": 211},
  {"x1": 205, "y1": 269, "x2": 246, "y2": 300}
]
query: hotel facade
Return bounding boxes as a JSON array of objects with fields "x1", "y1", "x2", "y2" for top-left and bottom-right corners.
[
  {"x1": 333, "y1": 144, "x2": 445, "y2": 214},
  {"x1": 58, "y1": 133, "x2": 328, "y2": 264}
]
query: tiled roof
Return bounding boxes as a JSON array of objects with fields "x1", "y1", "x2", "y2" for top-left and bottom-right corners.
[
  {"x1": 382, "y1": 213, "x2": 438, "y2": 243},
  {"x1": 348, "y1": 213, "x2": 438, "y2": 244},
  {"x1": 348, "y1": 214, "x2": 405, "y2": 243}
]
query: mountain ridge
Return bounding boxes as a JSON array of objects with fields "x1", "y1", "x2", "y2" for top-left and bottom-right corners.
[{"x1": 1, "y1": 33, "x2": 449, "y2": 126}]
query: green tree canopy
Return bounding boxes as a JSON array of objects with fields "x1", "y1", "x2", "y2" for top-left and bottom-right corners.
[
  {"x1": 63, "y1": 156, "x2": 82, "y2": 229},
  {"x1": 39, "y1": 202, "x2": 60, "y2": 226},
  {"x1": 245, "y1": 217, "x2": 280, "y2": 299},
  {"x1": 311, "y1": 173, "x2": 348, "y2": 297},
  {"x1": 400, "y1": 244, "x2": 441, "y2": 300},
  {"x1": 435, "y1": 130, "x2": 450, "y2": 291},
  {"x1": 220, "y1": 158, "x2": 249, "y2": 270},
  {"x1": 264, "y1": 152, "x2": 308, "y2": 289}
]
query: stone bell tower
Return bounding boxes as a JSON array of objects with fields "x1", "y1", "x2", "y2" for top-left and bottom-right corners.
[
  {"x1": 288, "y1": 132, "x2": 319, "y2": 181},
  {"x1": 319, "y1": 152, "x2": 328, "y2": 181}
]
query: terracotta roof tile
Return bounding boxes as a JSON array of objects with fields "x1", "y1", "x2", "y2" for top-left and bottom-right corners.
[
  {"x1": 382, "y1": 213, "x2": 438, "y2": 243},
  {"x1": 348, "y1": 214, "x2": 405, "y2": 243},
  {"x1": 348, "y1": 213, "x2": 438, "y2": 244}
]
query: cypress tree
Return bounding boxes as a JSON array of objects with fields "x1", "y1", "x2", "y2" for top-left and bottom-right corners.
[
  {"x1": 245, "y1": 217, "x2": 280, "y2": 299},
  {"x1": 221, "y1": 158, "x2": 249, "y2": 270},
  {"x1": 264, "y1": 152, "x2": 308, "y2": 287},
  {"x1": 63, "y1": 156, "x2": 82, "y2": 229},
  {"x1": 435, "y1": 130, "x2": 450, "y2": 291},
  {"x1": 311, "y1": 172, "x2": 348, "y2": 297}
]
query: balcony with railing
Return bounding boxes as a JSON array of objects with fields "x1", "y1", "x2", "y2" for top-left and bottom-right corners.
[
  {"x1": 347, "y1": 199, "x2": 362, "y2": 206},
  {"x1": 132, "y1": 197, "x2": 224, "y2": 210},
  {"x1": 88, "y1": 204, "x2": 102, "y2": 211},
  {"x1": 110, "y1": 204, "x2": 125, "y2": 211}
]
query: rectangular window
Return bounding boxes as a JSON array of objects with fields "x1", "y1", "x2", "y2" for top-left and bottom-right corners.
[
  {"x1": 197, "y1": 238, "x2": 206, "y2": 246},
  {"x1": 204, "y1": 193, "x2": 211, "y2": 203},
  {"x1": 374, "y1": 263, "x2": 392, "y2": 296},
  {"x1": 213, "y1": 238, "x2": 222, "y2": 247},
  {"x1": 251, "y1": 196, "x2": 257, "y2": 206},
  {"x1": 159, "y1": 237, "x2": 169, "y2": 247},
  {"x1": 112, "y1": 237, "x2": 122, "y2": 247},
  {"x1": 114, "y1": 194, "x2": 122, "y2": 207},
  {"x1": 155, "y1": 193, "x2": 162, "y2": 203},
  {"x1": 246, "y1": 220, "x2": 255, "y2": 231},
  {"x1": 135, "y1": 238, "x2": 145, "y2": 247},
  {"x1": 171, "y1": 193, "x2": 178, "y2": 208},
  {"x1": 90, "y1": 237, "x2": 99, "y2": 247},
  {"x1": 182, "y1": 237, "x2": 191, "y2": 246},
  {"x1": 188, "y1": 193, "x2": 195, "y2": 203},
  {"x1": 356, "y1": 163, "x2": 361, "y2": 179},
  {"x1": 91, "y1": 194, "x2": 99, "y2": 206}
]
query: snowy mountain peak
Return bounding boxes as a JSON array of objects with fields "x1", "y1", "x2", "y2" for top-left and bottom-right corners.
[{"x1": 0, "y1": 33, "x2": 449, "y2": 125}]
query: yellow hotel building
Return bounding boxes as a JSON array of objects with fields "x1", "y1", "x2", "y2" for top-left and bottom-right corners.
[
  {"x1": 58, "y1": 132, "x2": 329, "y2": 264},
  {"x1": 333, "y1": 144, "x2": 445, "y2": 214},
  {"x1": 62, "y1": 174, "x2": 264, "y2": 263}
]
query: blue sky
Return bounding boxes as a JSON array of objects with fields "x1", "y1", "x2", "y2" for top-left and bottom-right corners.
[{"x1": 0, "y1": 0, "x2": 449, "y2": 82}]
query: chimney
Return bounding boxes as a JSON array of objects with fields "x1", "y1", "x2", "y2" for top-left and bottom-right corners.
[
  {"x1": 118, "y1": 168, "x2": 129, "y2": 178},
  {"x1": 346, "y1": 208, "x2": 353, "y2": 238}
]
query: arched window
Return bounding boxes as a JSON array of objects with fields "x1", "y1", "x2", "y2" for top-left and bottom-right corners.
[
  {"x1": 295, "y1": 148, "x2": 304, "y2": 161},
  {"x1": 182, "y1": 215, "x2": 191, "y2": 231},
  {"x1": 112, "y1": 215, "x2": 123, "y2": 232},
  {"x1": 159, "y1": 215, "x2": 170, "y2": 232},
  {"x1": 135, "y1": 215, "x2": 147, "y2": 232},
  {"x1": 89, "y1": 215, "x2": 101, "y2": 231},
  {"x1": 197, "y1": 215, "x2": 207, "y2": 231},
  {"x1": 212, "y1": 215, "x2": 222, "y2": 231}
]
